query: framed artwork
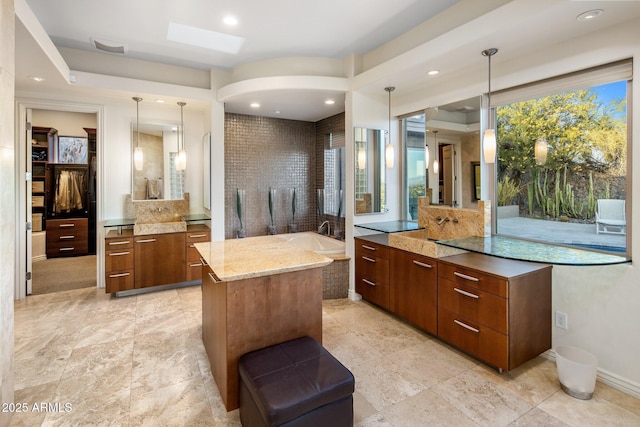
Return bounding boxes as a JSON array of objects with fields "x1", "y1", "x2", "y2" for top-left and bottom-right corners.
[{"x1": 57, "y1": 136, "x2": 88, "y2": 164}]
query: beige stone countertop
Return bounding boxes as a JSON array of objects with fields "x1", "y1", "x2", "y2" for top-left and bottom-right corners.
[
  {"x1": 388, "y1": 230, "x2": 468, "y2": 258},
  {"x1": 194, "y1": 235, "x2": 333, "y2": 282}
]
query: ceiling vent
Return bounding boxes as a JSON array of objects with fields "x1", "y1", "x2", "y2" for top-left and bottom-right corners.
[{"x1": 91, "y1": 38, "x2": 127, "y2": 54}]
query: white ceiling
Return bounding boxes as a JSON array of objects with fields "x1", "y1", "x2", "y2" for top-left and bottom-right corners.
[{"x1": 15, "y1": 0, "x2": 640, "y2": 122}]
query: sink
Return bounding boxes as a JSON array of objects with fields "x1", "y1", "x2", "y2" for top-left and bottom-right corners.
[
  {"x1": 134, "y1": 217, "x2": 187, "y2": 235},
  {"x1": 388, "y1": 230, "x2": 467, "y2": 258}
]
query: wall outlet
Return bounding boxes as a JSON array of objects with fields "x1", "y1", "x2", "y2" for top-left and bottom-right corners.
[{"x1": 555, "y1": 311, "x2": 568, "y2": 330}]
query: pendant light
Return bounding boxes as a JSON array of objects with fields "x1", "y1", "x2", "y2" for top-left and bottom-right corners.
[
  {"x1": 385, "y1": 86, "x2": 395, "y2": 169},
  {"x1": 357, "y1": 147, "x2": 366, "y2": 170},
  {"x1": 176, "y1": 101, "x2": 187, "y2": 171},
  {"x1": 535, "y1": 138, "x2": 548, "y2": 165},
  {"x1": 482, "y1": 48, "x2": 498, "y2": 164},
  {"x1": 432, "y1": 130, "x2": 439, "y2": 174},
  {"x1": 133, "y1": 97, "x2": 144, "y2": 171}
]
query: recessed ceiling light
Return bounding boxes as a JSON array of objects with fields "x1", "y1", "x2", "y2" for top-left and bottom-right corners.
[
  {"x1": 275, "y1": 110, "x2": 281, "y2": 114},
  {"x1": 29, "y1": 76, "x2": 45, "y2": 82},
  {"x1": 325, "y1": 99, "x2": 335, "y2": 105},
  {"x1": 155, "y1": 99, "x2": 165, "y2": 103},
  {"x1": 427, "y1": 70, "x2": 440, "y2": 76},
  {"x1": 223, "y1": 16, "x2": 238, "y2": 26},
  {"x1": 577, "y1": 9, "x2": 603, "y2": 21},
  {"x1": 250, "y1": 102, "x2": 260, "y2": 108}
]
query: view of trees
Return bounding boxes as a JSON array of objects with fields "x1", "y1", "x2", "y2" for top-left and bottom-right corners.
[{"x1": 496, "y1": 83, "x2": 627, "y2": 221}]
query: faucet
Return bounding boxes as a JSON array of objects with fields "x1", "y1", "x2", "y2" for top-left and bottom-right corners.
[
  {"x1": 318, "y1": 220, "x2": 330, "y2": 236},
  {"x1": 436, "y1": 216, "x2": 450, "y2": 225}
]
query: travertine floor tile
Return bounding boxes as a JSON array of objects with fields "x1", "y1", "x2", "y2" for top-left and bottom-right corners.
[
  {"x1": 434, "y1": 369, "x2": 533, "y2": 427},
  {"x1": 10, "y1": 286, "x2": 640, "y2": 426}
]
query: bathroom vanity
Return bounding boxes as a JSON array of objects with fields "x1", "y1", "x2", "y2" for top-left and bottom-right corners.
[
  {"x1": 195, "y1": 236, "x2": 333, "y2": 411},
  {"x1": 104, "y1": 217, "x2": 210, "y2": 294}
]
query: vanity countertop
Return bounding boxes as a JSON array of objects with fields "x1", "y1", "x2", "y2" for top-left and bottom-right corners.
[
  {"x1": 355, "y1": 220, "x2": 422, "y2": 234},
  {"x1": 195, "y1": 235, "x2": 333, "y2": 282},
  {"x1": 437, "y1": 235, "x2": 630, "y2": 266}
]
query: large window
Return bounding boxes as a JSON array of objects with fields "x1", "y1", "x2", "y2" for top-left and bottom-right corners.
[
  {"x1": 402, "y1": 113, "x2": 426, "y2": 220},
  {"x1": 494, "y1": 61, "x2": 631, "y2": 255}
]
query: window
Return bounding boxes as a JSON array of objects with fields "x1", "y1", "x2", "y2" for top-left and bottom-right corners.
[
  {"x1": 494, "y1": 60, "x2": 631, "y2": 255},
  {"x1": 402, "y1": 113, "x2": 426, "y2": 220}
]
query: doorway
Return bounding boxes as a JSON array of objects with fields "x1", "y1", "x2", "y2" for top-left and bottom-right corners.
[{"x1": 17, "y1": 100, "x2": 104, "y2": 300}]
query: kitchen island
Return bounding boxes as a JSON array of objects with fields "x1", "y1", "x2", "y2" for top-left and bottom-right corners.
[{"x1": 195, "y1": 235, "x2": 333, "y2": 411}]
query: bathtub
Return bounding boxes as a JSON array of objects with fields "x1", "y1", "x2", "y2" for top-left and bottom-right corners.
[{"x1": 278, "y1": 231, "x2": 345, "y2": 255}]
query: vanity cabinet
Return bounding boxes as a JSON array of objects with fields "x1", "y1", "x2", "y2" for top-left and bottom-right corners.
[
  {"x1": 134, "y1": 232, "x2": 186, "y2": 288},
  {"x1": 354, "y1": 237, "x2": 390, "y2": 309},
  {"x1": 389, "y1": 248, "x2": 438, "y2": 335},
  {"x1": 104, "y1": 230, "x2": 135, "y2": 293},
  {"x1": 185, "y1": 225, "x2": 211, "y2": 281},
  {"x1": 437, "y1": 252, "x2": 552, "y2": 371},
  {"x1": 46, "y1": 218, "x2": 89, "y2": 258}
]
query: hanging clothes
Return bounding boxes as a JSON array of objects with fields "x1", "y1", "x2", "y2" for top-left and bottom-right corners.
[{"x1": 54, "y1": 170, "x2": 86, "y2": 214}]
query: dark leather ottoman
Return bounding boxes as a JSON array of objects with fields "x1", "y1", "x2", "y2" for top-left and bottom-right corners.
[{"x1": 238, "y1": 336, "x2": 355, "y2": 427}]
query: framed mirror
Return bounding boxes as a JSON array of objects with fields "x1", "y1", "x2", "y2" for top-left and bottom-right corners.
[
  {"x1": 132, "y1": 121, "x2": 184, "y2": 200},
  {"x1": 354, "y1": 127, "x2": 386, "y2": 214}
]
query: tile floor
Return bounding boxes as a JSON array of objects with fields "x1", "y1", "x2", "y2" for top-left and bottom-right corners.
[{"x1": 10, "y1": 286, "x2": 640, "y2": 426}]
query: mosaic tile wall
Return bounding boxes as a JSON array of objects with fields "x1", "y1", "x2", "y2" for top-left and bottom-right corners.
[
  {"x1": 224, "y1": 112, "x2": 345, "y2": 239},
  {"x1": 322, "y1": 259, "x2": 349, "y2": 299},
  {"x1": 316, "y1": 113, "x2": 346, "y2": 237}
]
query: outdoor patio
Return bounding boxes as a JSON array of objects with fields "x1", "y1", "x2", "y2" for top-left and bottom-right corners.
[{"x1": 497, "y1": 216, "x2": 626, "y2": 252}]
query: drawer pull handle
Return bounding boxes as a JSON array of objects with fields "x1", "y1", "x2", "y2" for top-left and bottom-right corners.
[
  {"x1": 136, "y1": 239, "x2": 156, "y2": 243},
  {"x1": 208, "y1": 272, "x2": 222, "y2": 283},
  {"x1": 60, "y1": 247, "x2": 75, "y2": 252},
  {"x1": 109, "y1": 251, "x2": 130, "y2": 257},
  {"x1": 108, "y1": 241, "x2": 130, "y2": 246},
  {"x1": 362, "y1": 245, "x2": 376, "y2": 251},
  {"x1": 454, "y1": 271, "x2": 480, "y2": 282},
  {"x1": 190, "y1": 263, "x2": 203, "y2": 268},
  {"x1": 59, "y1": 224, "x2": 75, "y2": 228},
  {"x1": 189, "y1": 234, "x2": 207, "y2": 238},
  {"x1": 454, "y1": 319, "x2": 480, "y2": 334},
  {"x1": 454, "y1": 287, "x2": 480, "y2": 299},
  {"x1": 200, "y1": 257, "x2": 209, "y2": 266},
  {"x1": 362, "y1": 279, "x2": 376, "y2": 287},
  {"x1": 59, "y1": 235, "x2": 75, "y2": 240},
  {"x1": 108, "y1": 272, "x2": 130, "y2": 278},
  {"x1": 362, "y1": 256, "x2": 376, "y2": 263},
  {"x1": 413, "y1": 260, "x2": 433, "y2": 269}
]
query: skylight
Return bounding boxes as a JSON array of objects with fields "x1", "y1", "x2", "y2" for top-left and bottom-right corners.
[{"x1": 166, "y1": 22, "x2": 244, "y2": 54}]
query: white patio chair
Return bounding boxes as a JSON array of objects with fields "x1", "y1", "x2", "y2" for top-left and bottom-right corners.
[{"x1": 596, "y1": 199, "x2": 626, "y2": 235}]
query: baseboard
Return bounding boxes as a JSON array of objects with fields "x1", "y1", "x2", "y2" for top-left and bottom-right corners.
[
  {"x1": 542, "y1": 349, "x2": 640, "y2": 399},
  {"x1": 348, "y1": 289, "x2": 361, "y2": 302},
  {"x1": 32, "y1": 255, "x2": 47, "y2": 262}
]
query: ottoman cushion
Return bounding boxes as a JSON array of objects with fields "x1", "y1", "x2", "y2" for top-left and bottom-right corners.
[{"x1": 239, "y1": 336, "x2": 354, "y2": 426}]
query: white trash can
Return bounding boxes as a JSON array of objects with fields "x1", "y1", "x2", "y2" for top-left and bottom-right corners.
[{"x1": 555, "y1": 345, "x2": 598, "y2": 400}]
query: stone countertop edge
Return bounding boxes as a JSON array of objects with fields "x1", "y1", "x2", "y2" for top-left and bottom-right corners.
[{"x1": 194, "y1": 235, "x2": 334, "y2": 282}]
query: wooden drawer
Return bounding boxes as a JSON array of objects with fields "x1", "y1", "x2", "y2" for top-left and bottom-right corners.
[
  {"x1": 105, "y1": 249, "x2": 134, "y2": 272},
  {"x1": 438, "y1": 262, "x2": 508, "y2": 298},
  {"x1": 355, "y1": 272, "x2": 389, "y2": 309},
  {"x1": 438, "y1": 277, "x2": 508, "y2": 334},
  {"x1": 105, "y1": 270, "x2": 134, "y2": 293},
  {"x1": 46, "y1": 218, "x2": 88, "y2": 231},
  {"x1": 355, "y1": 238, "x2": 389, "y2": 259},
  {"x1": 186, "y1": 260, "x2": 204, "y2": 281},
  {"x1": 438, "y1": 307, "x2": 508, "y2": 370},
  {"x1": 46, "y1": 240, "x2": 89, "y2": 256},
  {"x1": 105, "y1": 237, "x2": 134, "y2": 250},
  {"x1": 186, "y1": 229, "x2": 210, "y2": 243},
  {"x1": 355, "y1": 252, "x2": 389, "y2": 285}
]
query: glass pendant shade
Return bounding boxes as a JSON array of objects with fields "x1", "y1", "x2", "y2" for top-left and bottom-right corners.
[
  {"x1": 176, "y1": 148, "x2": 187, "y2": 171},
  {"x1": 134, "y1": 146, "x2": 144, "y2": 171},
  {"x1": 433, "y1": 159, "x2": 439, "y2": 174},
  {"x1": 424, "y1": 144, "x2": 430, "y2": 167},
  {"x1": 385, "y1": 139, "x2": 394, "y2": 169},
  {"x1": 535, "y1": 138, "x2": 548, "y2": 165},
  {"x1": 483, "y1": 129, "x2": 497, "y2": 164},
  {"x1": 357, "y1": 147, "x2": 366, "y2": 170}
]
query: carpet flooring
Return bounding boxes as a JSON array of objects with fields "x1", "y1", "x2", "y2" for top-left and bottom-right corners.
[{"x1": 32, "y1": 255, "x2": 97, "y2": 295}]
